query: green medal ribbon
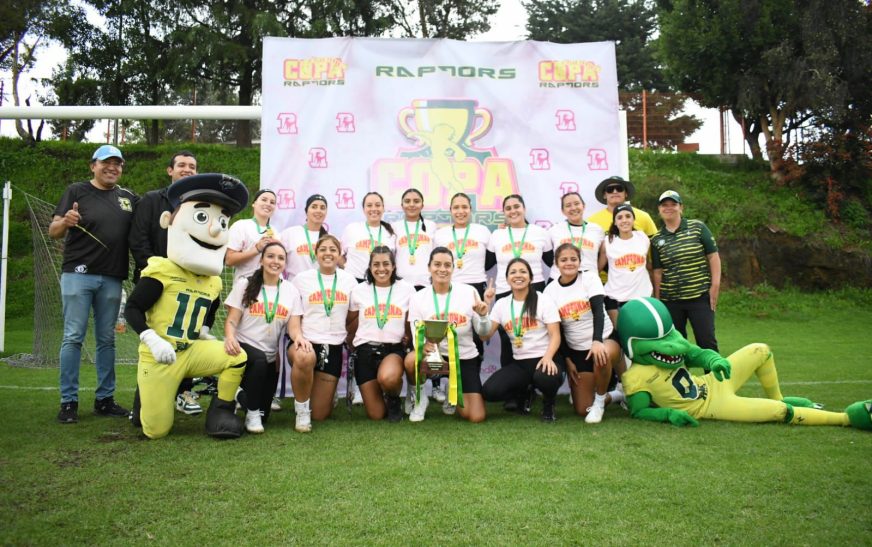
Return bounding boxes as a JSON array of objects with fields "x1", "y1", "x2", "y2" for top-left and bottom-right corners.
[
  {"x1": 253, "y1": 218, "x2": 271, "y2": 235},
  {"x1": 432, "y1": 286, "x2": 452, "y2": 321},
  {"x1": 452, "y1": 224, "x2": 471, "y2": 259},
  {"x1": 510, "y1": 298, "x2": 527, "y2": 340},
  {"x1": 372, "y1": 283, "x2": 393, "y2": 329},
  {"x1": 316, "y1": 271, "x2": 338, "y2": 317},
  {"x1": 303, "y1": 226, "x2": 316, "y2": 262},
  {"x1": 404, "y1": 219, "x2": 421, "y2": 258},
  {"x1": 507, "y1": 225, "x2": 529, "y2": 259},
  {"x1": 260, "y1": 281, "x2": 281, "y2": 324},
  {"x1": 568, "y1": 220, "x2": 587, "y2": 250},
  {"x1": 414, "y1": 322, "x2": 463, "y2": 408},
  {"x1": 366, "y1": 224, "x2": 383, "y2": 252}
]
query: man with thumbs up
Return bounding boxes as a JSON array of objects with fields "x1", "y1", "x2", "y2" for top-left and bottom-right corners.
[{"x1": 49, "y1": 144, "x2": 139, "y2": 424}]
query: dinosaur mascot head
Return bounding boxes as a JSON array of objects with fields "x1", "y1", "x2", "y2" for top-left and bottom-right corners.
[
  {"x1": 617, "y1": 297, "x2": 692, "y2": 368},
  {"x1": 159, "y1": 173, "x2": 249, "y2": 276}
]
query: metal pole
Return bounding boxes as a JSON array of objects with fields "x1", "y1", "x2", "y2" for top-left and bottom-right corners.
[{"x1": 0, "y1": 181, "x2": 11, "y2": 352}]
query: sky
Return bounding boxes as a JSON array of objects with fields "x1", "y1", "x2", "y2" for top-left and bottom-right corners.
[{"x1": 0, "y1": 0, "x2": 748, "y2": 155}]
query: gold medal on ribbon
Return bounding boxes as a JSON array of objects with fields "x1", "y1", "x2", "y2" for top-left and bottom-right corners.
[
  {"x1": 456, "y1": 258, "x2": 463, "y2": 269},
  {"x1": 409, "y1": 255, "x2": 416, "y2": 265},
  {"x1": 514, "y1": 336, "x2": 524, "y2": 348}
]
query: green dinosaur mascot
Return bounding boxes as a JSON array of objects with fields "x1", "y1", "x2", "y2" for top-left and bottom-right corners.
[{"x1": 617, "y1": 297, "x2": 871, "y2": 429}]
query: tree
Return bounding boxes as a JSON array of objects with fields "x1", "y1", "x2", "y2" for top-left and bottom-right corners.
[
  {"x1": 40, "y1": 60, "x2": 101, "y2": 141},
  {"x1": 621, "y1": 91, "x2": 702, "y2": 148},
  {"x1": 657, "y1": 0, "x2": 872, "y2": 181},
  {"x1": 394, "y1": 0, "x2": 499, "y2": 38}
]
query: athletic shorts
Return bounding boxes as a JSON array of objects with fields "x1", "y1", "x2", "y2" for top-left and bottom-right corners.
[
  {"x1": 353, "y1": 342, "x2": 406, "y2": 385},
  {"x1": 604, "y1": 296, "x2": 626, "y2": 311},
  {"x1": 458, "y1": 357, "x2": 483, "y2": 394},
  {"x1": 310, "y1": 342, "x2": 344, "y2": 378}
]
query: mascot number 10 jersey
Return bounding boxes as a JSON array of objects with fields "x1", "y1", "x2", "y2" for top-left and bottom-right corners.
[
  {"x1": 622, "y1": 364, "x2": 713, "y2": 418},
  {"x1": 141, "y1": 257, "x2": 222, "y2": 346}
]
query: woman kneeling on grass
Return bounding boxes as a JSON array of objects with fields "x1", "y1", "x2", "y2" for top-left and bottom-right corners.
[
  {"x1": 479, "y1": 258, "x2": 563, "y2": 422},
  {"x1": 288, "y1": 235, "x2": 358, "y2": 433},
  {"x1": 224, "y1": 242, "x2": 302, "y2": 433},
  {"x1": 346, "y1": 247, "x2": 415, "y2": 422},
  {"x1": 544, "y1": 243, "x2": 624, "y2": 424},
  {"x1": 405, "y1": 247, "x2": 488, "y2": 423}
]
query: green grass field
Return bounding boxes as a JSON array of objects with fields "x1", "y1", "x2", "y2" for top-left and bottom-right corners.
[{"x1": 1, "y1": 289, "x2": 871, "y2": 545}]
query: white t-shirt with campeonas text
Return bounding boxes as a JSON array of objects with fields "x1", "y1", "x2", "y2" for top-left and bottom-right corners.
[
  {"x1": 407, "y1": 283, "x2": 480, "y2": 361},
  {"x1": 391, "y1": 218, "x2": 438, "y2": 287},
  {"x1": 548, "y1": 220, "x2": 605, "y2": 277},
  {"x1": 279, "y1": 225, "x2": 323, "y2": 280},
  {"x1": 433, "y1": 223, "x2": 491, "y2": 285},
  {"x1": 487, "y1": 224, "x2": 552, "y2": 294},
  {"x1": 227, "y1": 218, "x2": 276, "y2": 283},
  {"x1": 603, "y1": 231, "x2": 653, "y2": 302},
  {"x1": 489, "y1": 292, "x2": 560, "y2": 360},
  {"x1": 225, "y1": 277, "x2": 303, "y2": 361},
  {"x1": 340, "y1": 222, "x2": 397, "y2": 280},
  {"x1": 543, "y1": 271, "x2": 612, "y2": 351},
  {"x1": 292, "y1": 268, "x2": 358, "y2": 345},
  {"x1": 350, "y1": 280, "x2": 415, "y2": 346}
]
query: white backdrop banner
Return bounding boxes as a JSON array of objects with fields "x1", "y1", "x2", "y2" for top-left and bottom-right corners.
[
  {"x1": 261, "y1": 37, "x2": 621, "y2": 396},
  {"x1": 260, "y1": 37, "x2": 620, "y2": 233}
]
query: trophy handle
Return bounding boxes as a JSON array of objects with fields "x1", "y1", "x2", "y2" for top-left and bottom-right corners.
[
  {"x1": 466, "y1": 108, "x2": 493, "y2": 145},
  {"x1": 398, "y1": 106, "x2": 420, "y2": 144}
]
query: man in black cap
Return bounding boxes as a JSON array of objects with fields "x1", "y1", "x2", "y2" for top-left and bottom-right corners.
[
  {"x1": 49, "y1": 144, "x2": 138, "y2": 424},
  {"x1": 128, "y1": 151, "x2": 203, "y2": 416},
  {"x1": 124, "y1": 173, "x2": 250, "y2": 439}
]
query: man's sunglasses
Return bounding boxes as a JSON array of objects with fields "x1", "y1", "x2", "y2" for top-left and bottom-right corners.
[{"x1": 605, "y1": 184, "x2": 625, "y2": 193}]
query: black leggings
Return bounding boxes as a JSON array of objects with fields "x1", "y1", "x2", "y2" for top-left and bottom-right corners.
[
  {"x1": 482, "y1": 357, "x2": 566, "y2": 404},
  {"x1": 239, "y1": 343, "x2": 279, "y2": 422}
]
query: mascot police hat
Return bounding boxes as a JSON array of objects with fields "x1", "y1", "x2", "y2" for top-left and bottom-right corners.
[{"x1": 167, "y1": 173, "x2": 249, "y2": 216}]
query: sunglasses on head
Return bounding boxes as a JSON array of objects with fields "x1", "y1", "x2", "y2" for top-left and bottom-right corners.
[{"x1": 605, "y1": 184, "x2": 625, "y2": 193}]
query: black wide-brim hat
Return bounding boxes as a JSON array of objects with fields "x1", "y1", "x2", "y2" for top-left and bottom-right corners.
[
  {"x1": 167, "y1": 174, "x2": 250, "y2": 216},
  {"x1": 594, "y1": 175, "x2": 636, "y2": 205}
]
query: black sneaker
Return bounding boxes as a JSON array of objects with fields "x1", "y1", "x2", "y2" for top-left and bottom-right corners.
[
  {"x1": 541, "y1": 401, "x2": 556, "y2": 423},
  {"x1": 58, "y1": 401, "x2": 78, "y2": 424},
  {"x1": 385, "y1": 395, "x2": 403, "y2": 423},
  {"x1": 94, "y1": 397, "x2": 131, "y2": 418}
]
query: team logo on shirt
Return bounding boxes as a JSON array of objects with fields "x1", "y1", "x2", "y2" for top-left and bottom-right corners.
[
  {"x1": 558, "y1": 300, "x2": 591, "y2": 321},
  {"x1": 308, "y1": 290, "x2": 349, "y2": 305},
  {"x1": 500, "y1": 242, "x2": 537, "y2": 254},
  {"x1": 430, "y1": 312, "x2": 468, "y2": 327},
  {"x1": 559, "y1": 236, "x2": 595, "y2": 250},
  {"x1": 295, "y1": 243, "x2": 314, "y2": 257},
  {"x1": 118, "y1": 197, "x2": 133, "y2": 212},
  {"x1": 502, "y1": 316, "x2": 540, "y2": 332},
  {"x1": 397, "y1": 233, "x2": 432, "y2": 247},
  {"x1": 249, "y1": 302, "x2": 290, "y2": 320},
  {"x1": 445, "y1": 239, "x2": 480, "y2": 251},
  {"x1": 613, "y1": 253, "x2": 646, "y2": 272},
  {"x1": 363, "y1": 304, "x2": 405, "y2": 320}
]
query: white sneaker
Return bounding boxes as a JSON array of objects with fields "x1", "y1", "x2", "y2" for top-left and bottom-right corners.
[
  {"x1": 442, "y1": 398, "x2": 456, "y2": 416},
  {"x1": 175, "y1": 391, "x2": 202, "y2": 415},
  {"x1": 271, "y1": 397, "x2": 282, "y2": 412},
  {"x1": 294, "y1": 400, "x2": 312, "y2": 433},
  {"x1": 432, "y1": 383, "x2": 446, "y2": 403},
  {"x1": 245, "y1": 409, "x2": 265, "y2": 433},
  {"x1": 585, "y1": 405, "x2": 605, "y2": 424},
  {"x1": 409, "y1": 391, "x2": 429, "y2": 422},
  {"x1": 404, "y1": 389, "x2": 414, "y2": 415},
  {"x1": 352, "y1": 385, "x2": 363, "y2": 405}
]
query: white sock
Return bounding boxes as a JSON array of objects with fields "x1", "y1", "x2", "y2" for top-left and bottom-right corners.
[
  {"x1": 294, "y1": 399, "x2": 310, "y2": 413},
  {"x1": 593, "y1": 393, "x2": 607, "y2": 408},
  {"x1": 607, "y1": 389, "x2": 625, "y2": 405}
]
